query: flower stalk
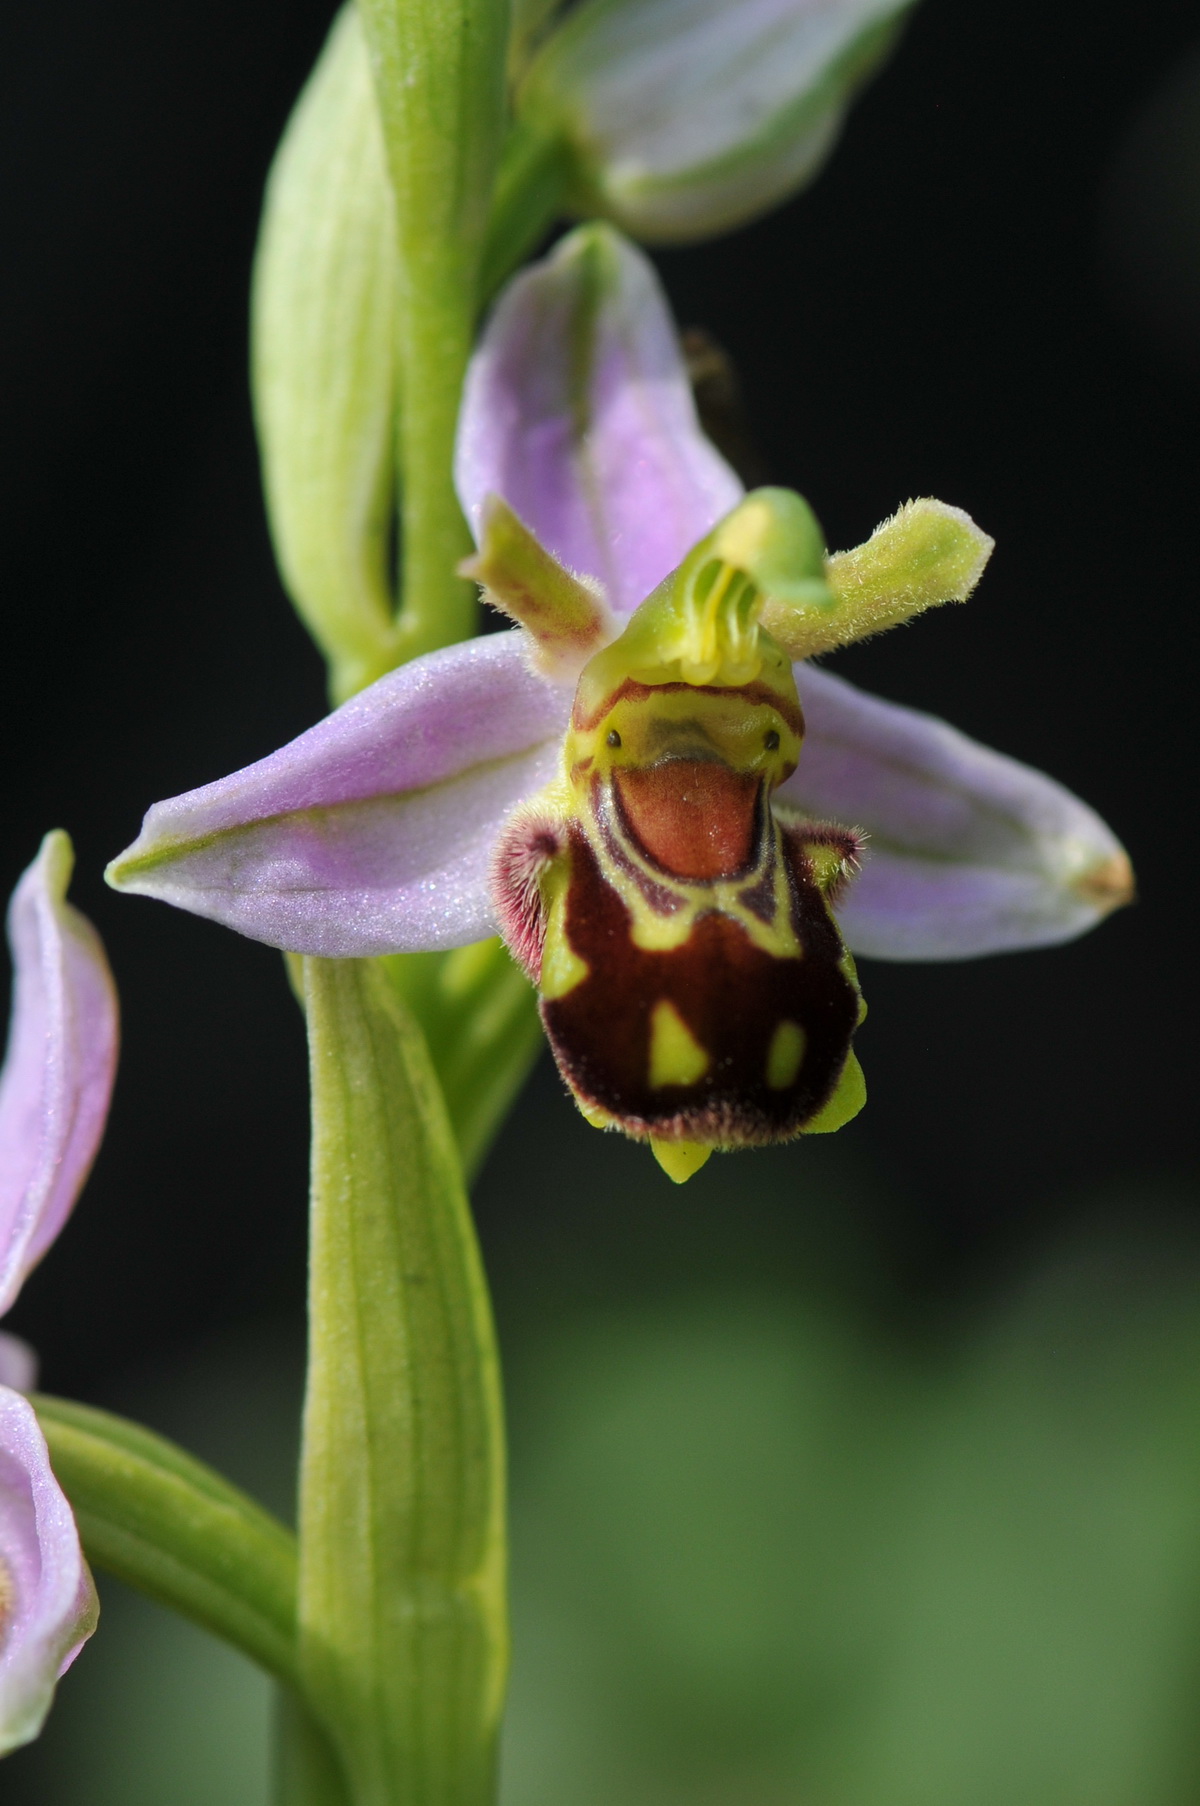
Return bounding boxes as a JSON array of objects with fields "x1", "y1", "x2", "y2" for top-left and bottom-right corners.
[{"x1": 357, "y1": 0, "x2": 512, "y2": 659}]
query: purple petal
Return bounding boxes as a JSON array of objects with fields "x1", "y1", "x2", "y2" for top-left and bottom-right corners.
[
  {"x1": 783, "y1": 664, "x2": 1133, "y2": 959},
  {"x1": 0, "y1": 1387, "x2": 98, "y2": 1754},
  {"x1": 0, "y1": 835, "x2": 118, "y2": 1318},
  {"x1": 0, "y1": 1337, "x2": 37, "y2": 1396},
  {"x1": 108, "y1": 632, "x2": 571, "y2": 957},
  {"x1": 456, "y1": 223, "x2": 742, "y2": 613}
]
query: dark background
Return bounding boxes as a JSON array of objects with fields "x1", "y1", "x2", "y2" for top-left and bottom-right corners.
[{"x1": 2, "y1": 0, "x2": 1198, "y2": 1392}]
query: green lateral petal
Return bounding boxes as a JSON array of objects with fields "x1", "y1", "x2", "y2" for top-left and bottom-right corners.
[
  {"x1": 252, "y1": 5, "x2": 401, "y2": 706},
  {"x1": 299, "y1": 959, "x2": 507, "y2": 1806},
  {"x1": 34, "y1": 1395, "x2": 299, "y2": 1686},
  {"x1": 459, "y1": 494, "x2": 617, "y2": 679},
  {"x1": 762, "y1": 498, "x2": 994, "y2": 660}
]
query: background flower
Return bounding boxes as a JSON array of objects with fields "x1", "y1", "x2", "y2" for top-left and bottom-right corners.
[{"x1": 0, "y1": 833, "x2": 113, "y2": 1752}]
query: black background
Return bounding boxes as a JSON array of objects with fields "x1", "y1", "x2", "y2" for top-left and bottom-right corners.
[{"x1": 2, "y1": 0, "x2": 1198, "y2": 1394}]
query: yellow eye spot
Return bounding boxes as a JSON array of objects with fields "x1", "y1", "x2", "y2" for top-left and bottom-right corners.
[
  {"x1": 766, "y1": 1019, "x2": 807, "y2": 1089},
  {"x1": 650, "y1": 1138, "x2": 713, "y2": 1183},
  {"x1": 648, "y1": 1000, "x2": 709, "y2": 1088}
]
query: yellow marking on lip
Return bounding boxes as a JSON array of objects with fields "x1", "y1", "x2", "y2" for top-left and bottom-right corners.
[
  {"x1": 803, "y1": 1050, "x2": 867, "y2": 1133},
  {"x1": 539, "y1": 867, "x2": 589, "y2": 1000},
  {"x1": 766, "y1": 1019, "x2": 807, "y2": 1089},
  {"x1": 648, "y1": 1000, "x2": 709, "y2": 1089},
  {"x1": 540, "y1": 928, "x2": 588, "y2": 1000}
]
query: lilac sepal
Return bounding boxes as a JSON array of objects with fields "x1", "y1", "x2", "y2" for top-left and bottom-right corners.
[
  {"x1": 108, "y1": 632, "x2": 571, "y2": 957},
  {"x1": 0, "y1": 1337, "x2": 37, "y2": 1396},
  {"x1": 106, "y1": 629, "x2": 1129, "y2": 962},
  {"x1": 456, "y1": 224, "x2": 741, "y2": 613},
  {"x1": 786, "y1": 664, "x2": 1133, "y2": 959},
  {"x1": 0, "y1": 834, "x2": 118, "y2": 1319},
  {"x1": 0, "y1": 1386, "x2": 98, "y2": 1754},
  {"x1": 110, "y1": 232, "x2": 1129, "y2": 966}
]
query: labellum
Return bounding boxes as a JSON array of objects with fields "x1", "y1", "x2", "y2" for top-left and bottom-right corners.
[{"x1": 489, "y1": 490, "x2": 868, "y2": 1181}]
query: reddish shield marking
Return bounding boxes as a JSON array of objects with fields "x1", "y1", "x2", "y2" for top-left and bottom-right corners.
[
  {"x1": 614, "y1": 760, "x2": 760, "y2": 879},
  {"x1": 540, "y1": 824, "x2": 859, "y2": 1145}
]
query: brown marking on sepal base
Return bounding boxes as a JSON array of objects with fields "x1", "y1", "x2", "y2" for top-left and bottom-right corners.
[
  {"x1": 490, "y1": 806, "x2": 566, "y2": 980},
  {"x1": 777, "y1": 816, "x2": 864, "y2": 910},
  {"x1": 541, "y1": 825, "x2": 860, "y2": 1146}
]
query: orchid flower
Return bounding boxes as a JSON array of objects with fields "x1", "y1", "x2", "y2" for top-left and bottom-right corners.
[
  {"x1": 108, "y1": 225, "x2": 1131, "y2": 1181},
  {"x1": 0, "y1": 831, "x2": 115, "y2": 1749}
]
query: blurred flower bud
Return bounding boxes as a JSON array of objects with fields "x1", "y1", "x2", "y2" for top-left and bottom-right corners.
[
  {"x1": 252, "y1": 5, "x2": 402, "y2": 705},
  {"x1": 516, "y1": 0, "x2": 914, "y2": 241}
]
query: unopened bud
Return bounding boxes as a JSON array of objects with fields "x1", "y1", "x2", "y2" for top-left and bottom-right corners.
[{"x1": 517, "y1": 0, "x2": 914, "y2": 242}]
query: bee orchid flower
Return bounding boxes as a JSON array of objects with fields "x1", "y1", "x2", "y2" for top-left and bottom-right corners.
[
  {"x1": 0, "y1": 832, "x2": 115, "y2": 1749},
  {"x1": 108, "y1": 225, "x2": 1131, "y2": 1179}
]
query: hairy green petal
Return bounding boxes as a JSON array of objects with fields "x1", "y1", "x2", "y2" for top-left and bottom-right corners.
[{"x1": 763, "y1": 498, "x2": 995, "y2": 659}]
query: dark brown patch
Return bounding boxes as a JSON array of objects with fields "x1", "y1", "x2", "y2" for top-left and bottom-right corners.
[
  {"x1": 541, "y1": 825, "x2": 858, "y2": 1144},
  {"x1": 614, "y1": 761, "x2": 760, "y2": 879}
]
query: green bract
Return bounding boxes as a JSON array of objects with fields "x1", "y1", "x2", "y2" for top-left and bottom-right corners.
[{"x1": 252, "y1": 6, "x2": 400, "y2": 706}]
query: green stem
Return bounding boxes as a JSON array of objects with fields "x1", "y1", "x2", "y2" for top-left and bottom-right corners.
[
  {"x1": 478, "y1": 111, "x2": 570, "y2": 307},
  {"x1": 34, "y1": 1395, "x2": 299, "y2": 1686},
  {"x1": 275, "y1": 1688, "x2": 354, "y2": 1806},
  {"x1": 298, "y1": 958, "x2": 507, "y2": 1806},
  {"x1": 380, "y1": 939, "x2": 542, "y2": 1183},
  {"x1": 357, "y1": 0, "x2": 511, "y2": 657},
  {"x1": 392, "y1": 271, "x2": 478, "y2": 657}
]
